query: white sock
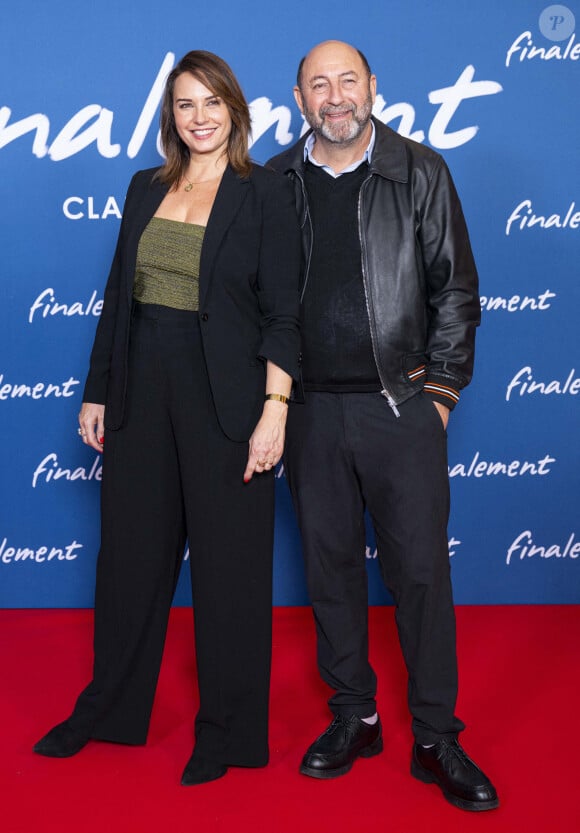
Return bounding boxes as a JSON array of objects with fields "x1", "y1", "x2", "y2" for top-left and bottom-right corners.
[
  {"x1": 421, "y1": 743, "x2": 435, "y2": 748},
  {"x1": 361, "y1": 713, "x2": 378, "y2": 725}
]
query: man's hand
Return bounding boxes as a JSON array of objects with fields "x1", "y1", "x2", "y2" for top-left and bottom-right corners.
[{"x1": 432, "y1": 401, "x2": 450, "y2": 430}]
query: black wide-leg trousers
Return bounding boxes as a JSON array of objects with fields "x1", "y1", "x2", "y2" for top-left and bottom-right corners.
[
  {"x1": 284, "y1": 391, "x2": 465, "y2": 745},
  {"x1": 69, "y1": 304, "x2": 274, "y2": 767}
]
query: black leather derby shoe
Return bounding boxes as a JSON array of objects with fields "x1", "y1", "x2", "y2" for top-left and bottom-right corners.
[
  {"x1": 411, "y1": 739, "x2": 499, "y2": 811},
  {"x1": 33, "y1": 720, "x2": 90, "y2": 758},
  {"x1": 300, "y1": 714, "x2": 383, "y2": 779}
]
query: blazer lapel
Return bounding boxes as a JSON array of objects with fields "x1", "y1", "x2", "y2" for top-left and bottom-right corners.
[
  {"x1": 124, "y1": 173, "x2": 169, "y2": 304},
  {"x1": 199, "y1": 165, "x2": 249, "y2": 308}
]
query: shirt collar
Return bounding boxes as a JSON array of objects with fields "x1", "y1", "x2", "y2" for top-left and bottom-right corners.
[{"x1": 303, "y1": 121, "x2": 375, "y2": 178}]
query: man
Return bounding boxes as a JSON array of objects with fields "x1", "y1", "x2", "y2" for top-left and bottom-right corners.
[{"x1": 268, "y1": 41, "x2": 498, "y2": 812}]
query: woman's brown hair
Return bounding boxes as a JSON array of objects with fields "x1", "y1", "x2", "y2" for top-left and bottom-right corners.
[{"x1": 157, "y1": 50, "x2": 252, "y2": 187}]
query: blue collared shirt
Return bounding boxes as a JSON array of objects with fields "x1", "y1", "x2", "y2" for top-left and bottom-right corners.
[{"x1": 303, "y1": 122, "x2": 375, "y2": 178}]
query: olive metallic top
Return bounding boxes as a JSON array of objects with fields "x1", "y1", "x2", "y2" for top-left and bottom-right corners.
[{"x1": 133, "y1": 216, "x2": 205, "y2": 311}]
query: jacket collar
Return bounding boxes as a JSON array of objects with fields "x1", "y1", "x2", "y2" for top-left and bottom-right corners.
[
  {"x1": 199, "y1": 164, "x2": 249, "y2": 306},
  {"x1": 280, "y1": 117, "x2": 408, "y2": 184},
  {"x1": 127, "y1": 171, "x2": 168, "y2": 247},
  {"x1": 123, "y1": 171, "x2": 168, "y2": 305}
]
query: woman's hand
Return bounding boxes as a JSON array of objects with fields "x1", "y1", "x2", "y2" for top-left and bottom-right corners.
[
  {"x1": 244, "y1": 399, "x2": 288, "y2": 482},
  {"x1": 78, "y1": 402, "x2": 105, "y2": 453}
]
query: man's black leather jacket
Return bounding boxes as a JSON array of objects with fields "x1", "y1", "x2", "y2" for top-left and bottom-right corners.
[{"x1": 268, "y1": 117, "x2": 481, "y2": 412}]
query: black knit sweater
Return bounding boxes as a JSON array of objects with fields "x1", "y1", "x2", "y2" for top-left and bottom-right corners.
[{"x1": 302, "y1": 162, "x2": 381, "y2": 392}]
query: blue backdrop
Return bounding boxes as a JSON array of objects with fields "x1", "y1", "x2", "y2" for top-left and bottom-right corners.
[{"x1": 1, "y1": 1, "x2": 579, "y2": 607}]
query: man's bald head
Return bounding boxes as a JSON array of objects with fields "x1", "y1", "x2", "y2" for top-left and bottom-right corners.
[{"x1": 296, "y1": 41, "x2": 372, "y2": 90}]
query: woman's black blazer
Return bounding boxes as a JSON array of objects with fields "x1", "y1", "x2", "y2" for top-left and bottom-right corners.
[{"x1": 82, "y1": 163, "x2": 301, "y2": 442}]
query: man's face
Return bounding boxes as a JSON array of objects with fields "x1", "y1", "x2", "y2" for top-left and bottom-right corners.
[{"x1": 294, "y1": 42, "x2": 376, "y2": 145}]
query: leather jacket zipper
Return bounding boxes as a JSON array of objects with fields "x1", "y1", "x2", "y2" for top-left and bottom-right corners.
[
  {"x1": 358, "y1": 175, "x2": 400, "y2": 417},
  {"x1": 294, "y1": 172, "x2": 314, "y2": 303}
]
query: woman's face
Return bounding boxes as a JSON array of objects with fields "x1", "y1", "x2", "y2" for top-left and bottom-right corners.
[{"x1": 172, "y1": 72, "x2": 232, "y2": 161}]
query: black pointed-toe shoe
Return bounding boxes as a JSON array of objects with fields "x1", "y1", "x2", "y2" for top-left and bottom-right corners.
[
  {"x1": 300, "y1": 714, "x2": 383, "y2": 779},
  {"x1": 33, "y1": 720, "x2": 91, "y2": 758},
  {"x1": 181, "y1": 752, "x2": 228, "y2": 786},
  {"x1": 411, "y1": 738, "x2": 499, "y2": 811}
]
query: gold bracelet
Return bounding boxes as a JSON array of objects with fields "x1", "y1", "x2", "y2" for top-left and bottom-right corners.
[{"x1": 264, "y1": 393, "x2": 289, "y2": 404}]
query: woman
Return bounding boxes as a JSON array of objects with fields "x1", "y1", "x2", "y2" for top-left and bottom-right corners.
[{"x1": 33, "y1": 50, "x2": 301, "y2": 786}]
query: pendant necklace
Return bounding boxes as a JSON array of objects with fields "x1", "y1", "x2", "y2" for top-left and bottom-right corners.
[{"x1": 183, "y1": 171, "x2": 223, "y2": 192}]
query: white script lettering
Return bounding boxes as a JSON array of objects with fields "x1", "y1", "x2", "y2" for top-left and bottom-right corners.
[
  {"x1": 480, "y1": 290, "x2": 556, "y2": 312},
  {"x1": 506, "y1": 200, "x2": 580, "y2": 235},
  {"x1": 426, "y1": 65, "x2": 503, "y2": 149},
  {"x1": 127, "y1": 52, "x2": 175, "y2": 159},
  {"x1": 370, "y1": 65, "x2": 503, "y2": 149},
  {"x1": 506, "y1": 31, "x2": 580, "y2": 67},
  {"x1": 506, "y1": 531, "x2": 580, "y2": 565},
  {"x1": 249, "y1": 98, "x2": 294, "y2": 148},
  {"x1": 32, "y1": 453, "x2": 102, "y2": 488},
  {"x1": 29, "y1": 288, "x2": 103, "y2": 323},
  {"x1": 448, "y1": 537, "x2": 461, "y2": 558},
  {"x1": 0, "y1": 56, "x2": 502, "y2": 160},
  {"x1": 0, "y1": 374, "x2": 79, "y2": 400},
  {"x1": 506, "y1": 368, "x2": 580, "y2": 401},
  {"x1": 449, "y1": 452, "x2": 555, "y2": 478},
  {"x1": 364, "y1": 540, "x2": 460, "y2": 558},
  {"x1": 0, "y1": 537, "x2": 83, "y2": 564}
]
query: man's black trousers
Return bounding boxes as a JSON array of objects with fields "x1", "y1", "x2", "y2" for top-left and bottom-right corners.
[{"x1": 284, "y1": 390, "x2": 465, "y2": 745}]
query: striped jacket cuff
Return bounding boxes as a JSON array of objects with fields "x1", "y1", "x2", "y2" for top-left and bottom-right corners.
[{"x1": 423, "y1": 377, "x2": 460, "y2": 410}]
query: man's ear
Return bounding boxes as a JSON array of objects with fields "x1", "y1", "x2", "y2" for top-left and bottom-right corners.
[
  {"x1": 369, "y1": 74, "x2": 377, "y2": 105},
  {"x1": 293, "y1": 86, "x2": 304, "y2": 114}
]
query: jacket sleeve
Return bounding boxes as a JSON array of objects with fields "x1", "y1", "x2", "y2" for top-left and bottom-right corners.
[
  {"x1": 419, "y1": 157, "x2": 481, "y2": 409},
  {"x1": 82, "y1": 173, "x2": 140, "y2": 404},
  {"x1": 255, "y1": 174, "x2": 302, "y2": 380}
]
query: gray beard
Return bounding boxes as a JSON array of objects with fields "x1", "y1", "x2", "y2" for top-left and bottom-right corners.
[{"x1": 305, "y1": 95, "x2": 373, "y2": 146}]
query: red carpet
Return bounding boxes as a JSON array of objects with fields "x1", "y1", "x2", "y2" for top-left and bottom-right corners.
[{"x1": 1, "y1": 606, "x2": 577, "y2": 832}]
